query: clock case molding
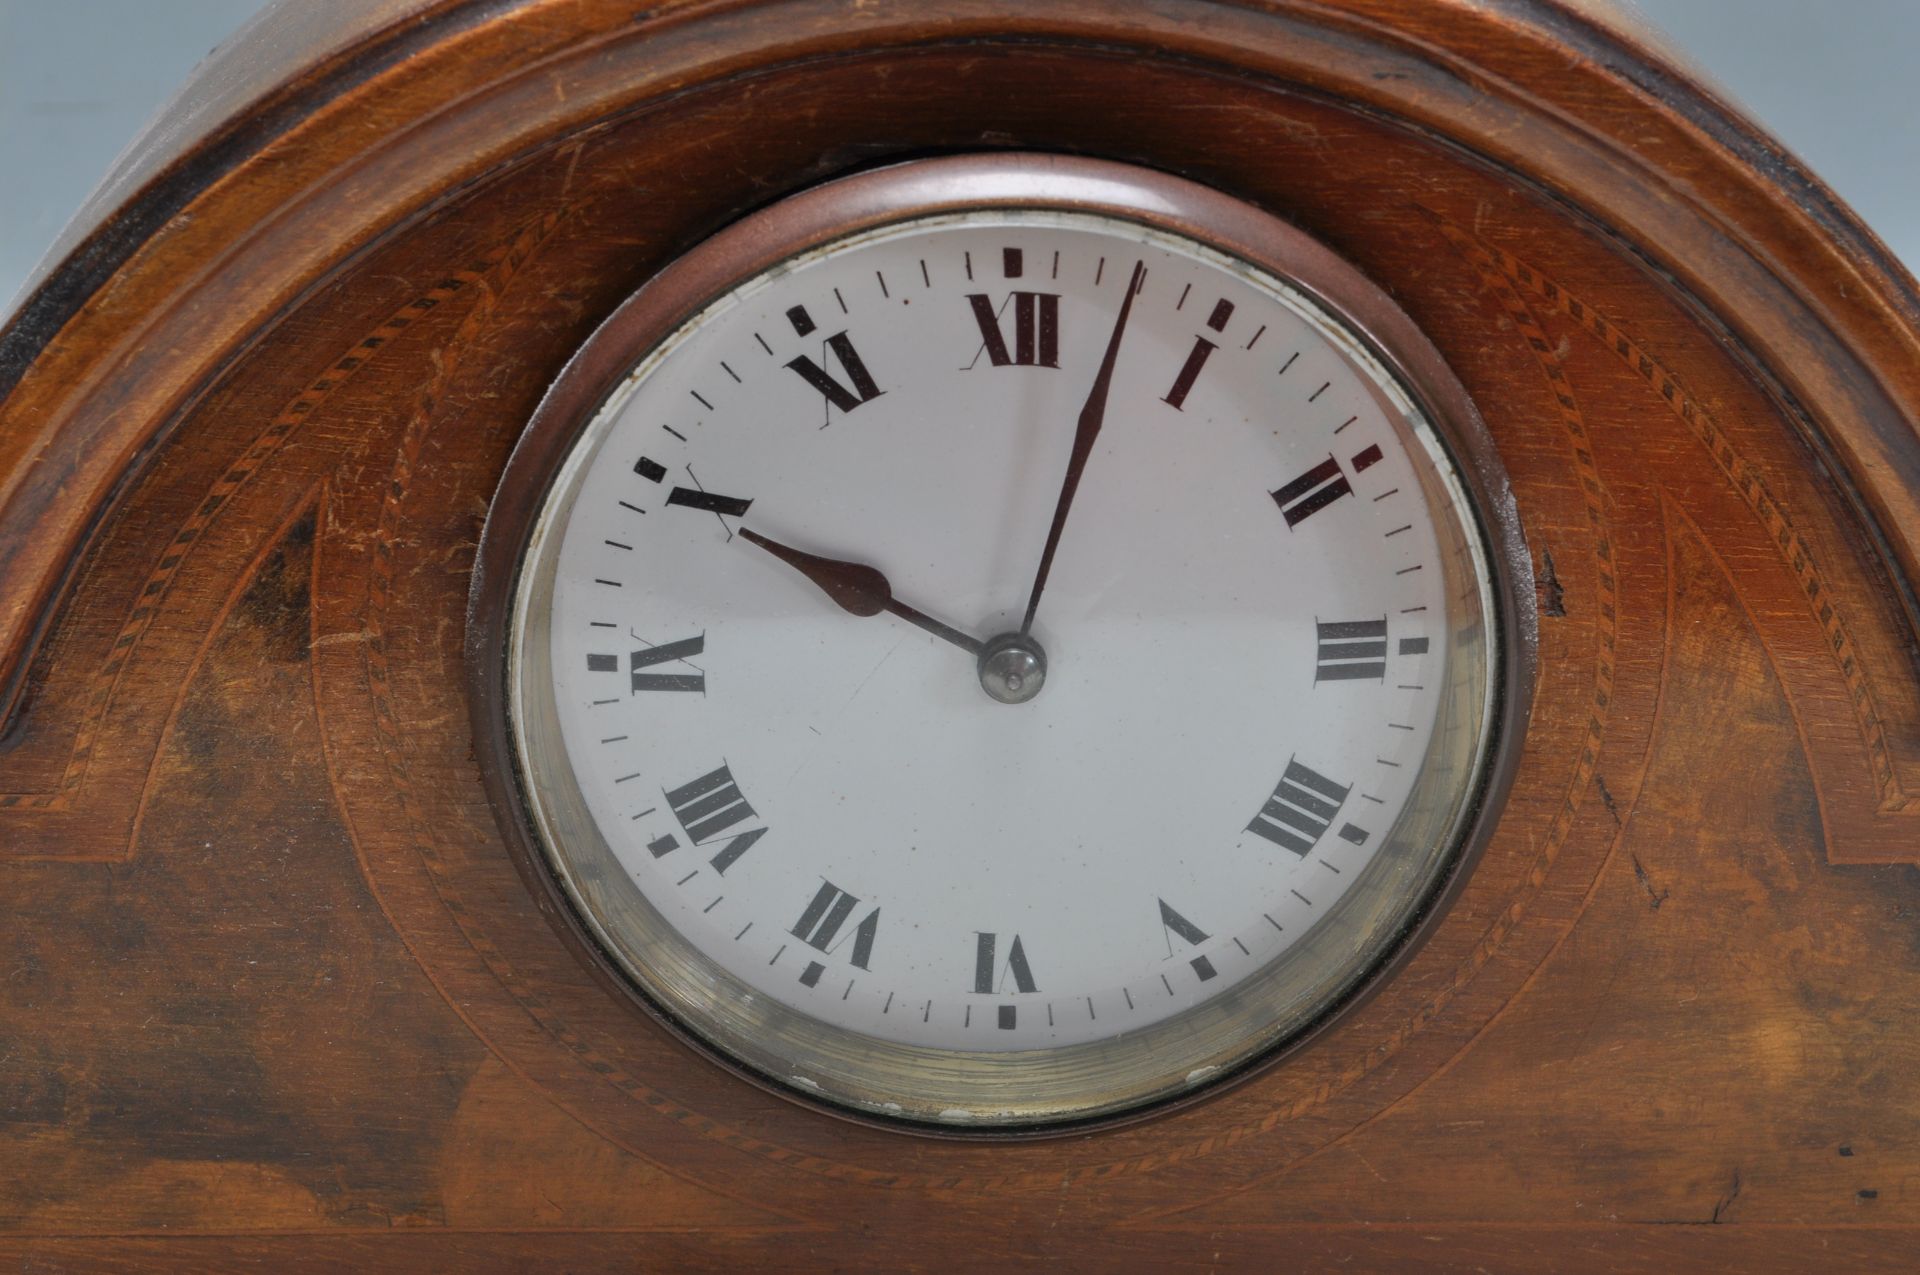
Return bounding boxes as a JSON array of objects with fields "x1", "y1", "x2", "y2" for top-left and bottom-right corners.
[{"x1": 2, "y1": 1, "x2": 1919, "y2": 1270}]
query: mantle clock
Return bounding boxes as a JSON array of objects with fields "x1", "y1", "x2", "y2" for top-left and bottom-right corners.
[{"x1": 2, "y1": 2, "x2": 1918, "y2": 1270}]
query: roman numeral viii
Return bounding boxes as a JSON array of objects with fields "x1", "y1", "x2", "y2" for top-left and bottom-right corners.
[
  {"x1": 649, "y1": 763, "x2": 766, "y2": 873},
  {"x1": 1247, "y1": 758, "x2": 1369, "y2": 856},
  {"x1": 791, "y1": 880, "x2": 879, "y2": 987},
  {"x1": 964, "y1": 292, "x2": 1060, "y2": 368}
]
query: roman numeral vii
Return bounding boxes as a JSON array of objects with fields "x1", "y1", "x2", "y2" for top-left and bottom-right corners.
[{"x1": 790, "y1": 880, "x2": 879, "y2": 987}]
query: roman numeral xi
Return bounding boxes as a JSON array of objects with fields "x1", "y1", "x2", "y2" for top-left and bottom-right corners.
[{"x1": 783, "y1": 304, "x2": 883, "y2": 415}]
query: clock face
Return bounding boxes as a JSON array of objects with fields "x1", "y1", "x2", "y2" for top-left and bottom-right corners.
[{"x1": 497, "y1": 156, "x2": 1521, "y2": 1128}]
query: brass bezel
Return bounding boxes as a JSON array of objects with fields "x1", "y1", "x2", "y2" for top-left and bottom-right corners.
[{"x1": 471, "y1": 154, "x2": 1535, "y2": 1132}]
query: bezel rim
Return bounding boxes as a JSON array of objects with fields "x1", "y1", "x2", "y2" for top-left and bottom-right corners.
[{"x1": 467, "y1": 152, "x2": 1536, "y2": 1136}]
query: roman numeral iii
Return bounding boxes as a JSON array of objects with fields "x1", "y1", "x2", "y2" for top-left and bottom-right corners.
[
  {"x1": 964, "y1": 292, "x2": 1060, "y2": 368},
  {"x1": 1314, "y1": 618, "x2": 1387, "y2": 682}
]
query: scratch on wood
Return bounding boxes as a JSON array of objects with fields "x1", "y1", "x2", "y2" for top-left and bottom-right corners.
[
  {"x1": 1594, "y1": 773, "x2": 1621, "y2": 827},
  {"x1": 1710, "y1": 1169, "x2": 1742, "y2": 1223},
  {"x1": 1630, "y1": 854, "x2": 1669, "y2": 911},
  {"x1": 1538, "y1": 546, "x2": 1567, "y2": 618}
]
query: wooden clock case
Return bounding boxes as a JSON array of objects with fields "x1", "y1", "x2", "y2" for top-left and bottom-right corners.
[{"x1": 2, "y1": 1, "x2": 1918, "y2": 1269}]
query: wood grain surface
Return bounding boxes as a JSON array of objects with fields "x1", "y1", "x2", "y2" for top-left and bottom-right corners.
[{"x1": 1, "y1": 1, "x2": 1917, "y2": 1269}]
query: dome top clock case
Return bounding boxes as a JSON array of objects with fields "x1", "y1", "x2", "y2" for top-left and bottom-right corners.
[
  {"x1": 10, "y1": 0, "x2": 1920, "y2": 1263},
  {"x1": 471, "y1": 153, "x2": 1535, "y2": 1130}
]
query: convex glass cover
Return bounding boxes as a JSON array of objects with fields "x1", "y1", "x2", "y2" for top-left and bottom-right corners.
[{"x1": 487, "y1": 155, "x2": 1529, "y2": 1128}]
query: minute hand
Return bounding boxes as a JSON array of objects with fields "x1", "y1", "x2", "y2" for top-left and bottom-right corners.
[{"x1": 1019, "y1": 260, "x2": 1146, "y2": 634}]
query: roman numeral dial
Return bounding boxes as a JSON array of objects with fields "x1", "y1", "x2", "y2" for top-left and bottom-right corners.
[{"x1": 518, "y1": 173, "x2": 1497, "y2": 1126}]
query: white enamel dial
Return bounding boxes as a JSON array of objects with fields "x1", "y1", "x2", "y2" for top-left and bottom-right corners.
[{"x1": 500, "y1": 156, "x2": 1518, "y2": 1127}]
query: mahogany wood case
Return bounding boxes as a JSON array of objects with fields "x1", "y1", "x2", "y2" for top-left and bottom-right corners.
[{"x1": 2, "y1": 1, "x2": 1918, "y2": 1269}]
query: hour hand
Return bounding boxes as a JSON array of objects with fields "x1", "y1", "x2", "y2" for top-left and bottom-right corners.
[{"x1": 739, "y1": 528, "x2": 984, "y2": 657}]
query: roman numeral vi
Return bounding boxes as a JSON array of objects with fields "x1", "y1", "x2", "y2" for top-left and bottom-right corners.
[{"x1": 974, "y1": 932, "x2": 1038, "y2": 994}]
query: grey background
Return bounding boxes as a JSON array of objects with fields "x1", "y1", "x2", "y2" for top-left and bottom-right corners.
[{"x1": 3, "y1": 0, "x2": 1917, "y2": 320}]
